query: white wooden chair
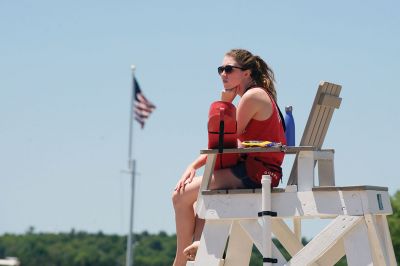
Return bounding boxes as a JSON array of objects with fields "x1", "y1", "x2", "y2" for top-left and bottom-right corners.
[
  {"x1": 188, "y1": 81, "x2": 396, "y2": 266},
  {"x1": 287, "y1": 81, "x2": 342, "y2": 187}
]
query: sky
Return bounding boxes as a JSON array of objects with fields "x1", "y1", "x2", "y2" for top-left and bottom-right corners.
[{"x1": 1, "y1": 0, "x2": 400, "y2": 240}]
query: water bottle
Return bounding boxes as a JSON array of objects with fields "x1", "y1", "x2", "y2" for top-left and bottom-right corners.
[{"x1": 284, "y1": 106, "x2": 295, "y2": 146}]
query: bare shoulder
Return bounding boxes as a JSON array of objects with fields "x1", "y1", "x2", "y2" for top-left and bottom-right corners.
[
  {"x1": 237, "y1": 87, "x2": 273, "y2": 124},
  {"x1": 242, "y1": 87, "x2": 272, "y2": 105}
]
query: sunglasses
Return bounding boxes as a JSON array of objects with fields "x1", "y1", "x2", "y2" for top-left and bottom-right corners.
[{"x1": 217, "y1": 65, "x2": 246, "y2": 75}]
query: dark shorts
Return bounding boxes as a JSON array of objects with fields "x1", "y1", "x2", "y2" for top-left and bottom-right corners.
[{"x1": 230, "y1": 161, "x2": 262, "y2": 189}]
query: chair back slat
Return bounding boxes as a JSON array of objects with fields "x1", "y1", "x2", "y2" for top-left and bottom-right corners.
[{"x1": 287, "y1": 81, "x2": 342, "y2": 186}]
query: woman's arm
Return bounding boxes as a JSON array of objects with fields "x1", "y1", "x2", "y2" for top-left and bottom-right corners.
[
  {"x1": 236, "y1": 88, "x2": 273, "y2": 135},
  {"x1": 191, "y1": 154, "x2": 208, "y2": 169},
  {"x1": 221, "y1": 89, "x2": 237, "y2": 102},
  {"x1": 221, "y1": 87, "x2": 272, "y2": 135},
  {"x1": 175, "y1": 154, "x2": 207, "y2": 191}
]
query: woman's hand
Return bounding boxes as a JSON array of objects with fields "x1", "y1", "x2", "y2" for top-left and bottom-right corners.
[
  {"x1": 221, "y1": 87, "x2": 237, "y2": 102},
  {"x1": 174, "y1": 165, "x2": 196, "y2": 191}
]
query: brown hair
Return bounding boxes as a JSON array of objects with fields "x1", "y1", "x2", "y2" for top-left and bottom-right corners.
[{"x1": 226, "y1": 49, "x2": 277, "y2": 101}]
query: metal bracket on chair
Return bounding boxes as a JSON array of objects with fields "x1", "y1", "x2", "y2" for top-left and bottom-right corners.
[
  {"x1": 258, "y1": 211, "x2": 277, "y2": 217},
  {"x1": 263, "y1": 257, "x2": 278, "y2": 263}
]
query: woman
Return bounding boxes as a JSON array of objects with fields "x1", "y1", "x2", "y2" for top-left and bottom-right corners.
[{"x1": 172, "y1": 49, "x2": 286, "y2": 266}]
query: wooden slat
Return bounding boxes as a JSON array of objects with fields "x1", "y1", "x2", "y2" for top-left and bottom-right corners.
[
  {"x1": 200, "y1": 145, "x2": 318, "y2": 155},
  {"x1": 376, "y1": 215, "x2": 397, "y2": 265},
  {"x1": 196, "y1": 153, "x2": 217, "y2": 214},
  {"x1": 199, "y1": 154, "x2": 216, "y2": 191},
  {"x1": 198, "y1": 190, "x2": 392, "y2": 220},
  {"x1": 318, "y1": 94, "x2": 342, "y2": 109},
  {"x1": 314, "y1": 239, "x2": 345, "y2": 265},
  {"x1": 194, "y1": 220, "x2": 231, "y2": 266},
  {"x1": 271, "y1": 218, "x2": 304, "y2": 256},
  {"x1": 313, "y1": 83, "x2": 335, "y2": 146},
  {"x1": 223, "y1": 221, "x2": 253, "y2": 266},
  {"x1": 202, "y1": 189, "x2": 230, "y2": 195},
  {"x1": 202, "y1": 185, "x2": 388, "y2": 195},
  {"x1": 287, "y1": 81, "x2": 342, "y2": 186},
  {"x1": 290, "y1": 216, "x2": 362, "y2": 265},
  {"x1": 302, "y1": 81, "x2": 329, "y2": 145},
  {"x1": 293, "y1": 218, "x2": 302, "y2": 242},
  {"x1": 228, "y1": 189, "x2": 257, "y2": 194},
  {"x1": 364, "y1": 214, "x2": 387, "y2": 265},
  {"x1": 315, "y1": 83, "x2": 342, "y2": 148},
  {"x1": 309, "y1": 82, "x2": 336, "y2": 150},
  {"x1": 202, "y1": 187, "x2": 284, "y2": 195},
  {"x1": 343, "y1": 219, "x2": 374, "y2": 265},
  {"x1": 312, "y1": 185, "x2": 388, "y2": 192}
]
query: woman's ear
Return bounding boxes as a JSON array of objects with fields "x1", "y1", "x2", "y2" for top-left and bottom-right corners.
[{"x1": 244, "y1": 69, "x2": 251, "y2": 78}]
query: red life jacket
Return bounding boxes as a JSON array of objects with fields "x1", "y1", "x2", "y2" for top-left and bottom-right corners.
[{"x1": 207, "y1": 101, "x2": 239, "y2": 170}]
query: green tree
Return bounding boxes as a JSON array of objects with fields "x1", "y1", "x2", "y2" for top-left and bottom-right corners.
[
  {"x1": 388, "y1": 190, "x2": 400, "y2": 262},
  {"x1": 0, "y1": 230, "x2": 126, "y2": 266},
  {"x1": 134, "y1": 231, "x2": 176, "y2": 266}
]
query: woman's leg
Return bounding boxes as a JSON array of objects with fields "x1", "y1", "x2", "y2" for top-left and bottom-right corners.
[
  {"x1": 183, "y1": 215, "x2": 204, "y2": 260},
  {"x1": 172, "y1": 176, "x2": 203, "y2": 266},
  {"x1": 209, "y1": 167, "x2": 246, "y2": 190},
  {"x1": 193, "y1": 215, "x2": 205, "y2": 242},
  {"x1": 181, "y1": 168, "x2": 246, "y2": 261}
]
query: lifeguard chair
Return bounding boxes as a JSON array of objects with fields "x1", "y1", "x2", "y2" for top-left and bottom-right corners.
[{"x1": 188, "y1": 81, "x2": 396, "y2": 266}]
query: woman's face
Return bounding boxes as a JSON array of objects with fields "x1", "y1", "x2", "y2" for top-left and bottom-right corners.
[{"x1": 219, "y1": 55, "x2": 247, "y2": 90}]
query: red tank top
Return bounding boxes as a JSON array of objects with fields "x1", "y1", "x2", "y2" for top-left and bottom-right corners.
[{"x1": 238, "y1": 92, "x2": 286, "y2": 184}]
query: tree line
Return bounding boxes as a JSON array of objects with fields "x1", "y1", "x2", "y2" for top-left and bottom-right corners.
[{"x1": 1, "y1": 191, "x2": 399, "y2": 265}]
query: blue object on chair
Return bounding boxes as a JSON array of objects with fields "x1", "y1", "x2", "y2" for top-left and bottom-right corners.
[{"x1": 284, "y1": 106, "x2": 295, "y2": 146}]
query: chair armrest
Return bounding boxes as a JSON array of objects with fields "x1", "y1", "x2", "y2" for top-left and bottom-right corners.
[{"x1": 200, "y1": 146, "x2": 323, "y2": 155}]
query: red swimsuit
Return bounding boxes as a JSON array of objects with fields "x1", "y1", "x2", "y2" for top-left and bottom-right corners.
[
  {"x1": 207, "y1": 92, "x2": 286, "y2": 187},
  {"x1": 238, "y1": 93, "x2": 286, "y2": 186}
]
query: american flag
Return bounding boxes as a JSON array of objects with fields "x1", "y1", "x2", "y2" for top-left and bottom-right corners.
[{"x1": 133, "y1": 78, "x2": 156, "y2": 129}]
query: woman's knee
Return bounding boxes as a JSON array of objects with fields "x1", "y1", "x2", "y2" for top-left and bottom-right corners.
[
  {"x1": 172, "y1": 177, "x2": 201, "y2": 208},
  {"x1": 172, "y1": 189, "x2": 198, "y2": 210},
  {"x1": 172, "y1": 189, "x2": 189, "y2": 209},
  {"x1": 171, "y1": 190, "x2": 181, "y2": 207}
]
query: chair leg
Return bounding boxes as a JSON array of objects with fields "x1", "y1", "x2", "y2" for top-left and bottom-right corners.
[
  {"x1": 224, "y1": 221, "x2": 252, "y2": 266},
  {"x1": 193, "y1": 220, "x2": 231, "y2": 266}
]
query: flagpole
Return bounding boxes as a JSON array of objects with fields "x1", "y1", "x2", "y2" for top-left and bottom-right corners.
[{"x1": 126, "y1": 65, "x2": 136, "y2": 266}]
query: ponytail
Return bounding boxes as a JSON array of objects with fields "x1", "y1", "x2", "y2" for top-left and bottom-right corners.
[{"x1": 253, "y1": 55, "x2": 277, "y2": 102}]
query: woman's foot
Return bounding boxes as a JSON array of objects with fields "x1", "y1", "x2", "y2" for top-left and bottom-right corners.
[{"x1": 183, "y1": 241, "x2": 200, "y2": 261}]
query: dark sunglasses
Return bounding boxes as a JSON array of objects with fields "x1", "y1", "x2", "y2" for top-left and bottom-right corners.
[{"x1": 217, "y1": 65, "x2": 246, "y2": 75}]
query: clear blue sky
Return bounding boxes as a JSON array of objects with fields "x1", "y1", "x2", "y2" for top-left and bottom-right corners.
[{"x1": 1, "y1": 0, "x2": 399, "y2": 239}]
